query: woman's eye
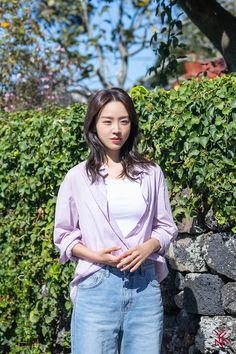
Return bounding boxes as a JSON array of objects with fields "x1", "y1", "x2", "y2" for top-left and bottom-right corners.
[{"x1": 103, "y1": 120, "x2": 129, "y2": 124}]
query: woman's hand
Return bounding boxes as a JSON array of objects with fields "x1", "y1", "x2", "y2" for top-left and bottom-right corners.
[
  {"x1": 116, "y1": 238, "x2": 161, "y2": 272},
  {"x1": 95, "y1": 246, "x2": 124, "y2": 267}
]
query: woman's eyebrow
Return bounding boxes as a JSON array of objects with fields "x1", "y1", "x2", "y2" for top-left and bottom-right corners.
[{"x1": 100, "y1": 116, "x2": 129, "y2": 119}]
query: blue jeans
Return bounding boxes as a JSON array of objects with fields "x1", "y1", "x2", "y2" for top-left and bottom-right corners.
[{"x1": 71, "y1": 259, "x2": 163, "y2": 354}]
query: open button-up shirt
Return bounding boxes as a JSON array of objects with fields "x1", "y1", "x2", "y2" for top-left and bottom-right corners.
[{"x1": 53, "y1": 160, "x2": 178, "y2": 305}]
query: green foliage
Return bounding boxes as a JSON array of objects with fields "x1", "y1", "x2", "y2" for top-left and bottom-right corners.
[
  {"x1": 0, "y1": 0, "x2": 157, "y2": 111},
  {"x1": 0, "y1": 104, "x2": 88, "y2": 353},
  {"x1": 150, "y1": 0, "x2": 236, "y2": 86},
  {"x1": 131, "y1": 74, "x2": 236, "y2": 229},
  {"x1": 149, "y1": 0, "x2": 187, "y2": 86},
  {"x1": 0, "y1": 75, "x2": 235, "y2": 352}
]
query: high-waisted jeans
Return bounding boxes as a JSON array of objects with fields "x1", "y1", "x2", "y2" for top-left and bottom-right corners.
[{"x1": 71, "y1": 259, "x2": 163, "y2": 354}]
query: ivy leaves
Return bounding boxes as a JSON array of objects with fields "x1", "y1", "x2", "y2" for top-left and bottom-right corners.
[{"x1": 131, "y1": 74, "x2": 236, "y2": 231}]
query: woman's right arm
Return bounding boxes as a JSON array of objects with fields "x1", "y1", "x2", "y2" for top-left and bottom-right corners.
[
  {"x1": 72, "y1": 244, "x2": 122, "y2": 265},
  {"x1": 71, "y1": 243, "x2": 99, "y2": 262},
  {"x1": 53, "y1": 172, "x2": 86, "y2": 264},
  {"x1": 53, "y1": 172, "x2": 122, "y2": 265}
]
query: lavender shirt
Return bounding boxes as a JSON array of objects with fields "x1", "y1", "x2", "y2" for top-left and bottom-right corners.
[{"x1": 53, "y1": 160, "x2": 178, "y2": 305}]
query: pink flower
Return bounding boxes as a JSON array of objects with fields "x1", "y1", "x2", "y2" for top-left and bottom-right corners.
[
  {"x1": 4, "y1": 92, "x2": 15, "y2": 101},
  {"x1": 55, "y1": 45, "x2": 66, "y2": 52},
  {"x1": 40, "y1": 77, "x2": 50, "y2": 82},
  {"x1": 4, "y1": 104, "x2": 15, "y2": 112}
]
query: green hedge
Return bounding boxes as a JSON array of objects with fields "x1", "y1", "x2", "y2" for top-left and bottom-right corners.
[
  {"x1": 131, "y1": 74, "x2": 236, "y2": 228},
  {"x1": 0, "y1": 104, "x2": 88, "y2": 353},
  {"x1": 0, "y1": 74, "x2": 235, "y2": 353}
]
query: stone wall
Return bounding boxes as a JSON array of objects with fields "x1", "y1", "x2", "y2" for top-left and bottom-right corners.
[{"x1": 161, "y1": 215, "x2": 236, "y2": 354}]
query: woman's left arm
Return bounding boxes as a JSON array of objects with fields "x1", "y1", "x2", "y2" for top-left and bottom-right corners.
[
  {"x1": 150, "y1": 166, "x2": 178, "y2": 256},
  {"x1": 116, "y1": 166, "x2": 178, "y2": 271}
]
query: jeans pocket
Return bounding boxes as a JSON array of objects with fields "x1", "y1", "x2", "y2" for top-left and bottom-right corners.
[
  {"x1": 144, "y1": 268, "x2": 160, "y2": 288},
  {"x1": 78, "y1": 269, "x2": 106, "y2": 289}
]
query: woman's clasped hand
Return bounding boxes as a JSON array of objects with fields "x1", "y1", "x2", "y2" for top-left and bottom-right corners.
[{"x1": 95, "y1": 238, "x2": 160, "y2": 272}]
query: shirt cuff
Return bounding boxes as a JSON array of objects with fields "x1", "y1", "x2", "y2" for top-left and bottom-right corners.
[
  {"x1": 151, "y1": 229, "x2": 174, "y2": 256},
  {"x1": 58, "y1": 231, "x2": 84, "y2": 263}
]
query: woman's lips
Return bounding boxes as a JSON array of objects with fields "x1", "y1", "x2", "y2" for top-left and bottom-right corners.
[{"x1": 110, "y1": 138, "x2": 122, "y2": 144}]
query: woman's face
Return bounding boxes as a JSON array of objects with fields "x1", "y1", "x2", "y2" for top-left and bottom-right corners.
[{"x1": 95, "y1": 101, "x2": 131, "y2": 158}]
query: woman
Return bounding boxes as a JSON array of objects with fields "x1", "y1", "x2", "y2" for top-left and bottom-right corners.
[{"x1": 53, "y1": 87, "x2": 178, "y2": 354}]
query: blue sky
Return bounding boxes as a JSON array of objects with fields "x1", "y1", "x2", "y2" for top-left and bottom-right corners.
[
  {"x1": 29, "y1": 1, "x2": 159, "y2": 92},
  {"x1": 0, "y1": 1, "x2": 181, "y2": 93},
  {"x1": 78, "y1": 0, "x2": 184, "y2": 91},
  {"x1": 77, "y1": 1, "x2": 159, "y2": 90}
]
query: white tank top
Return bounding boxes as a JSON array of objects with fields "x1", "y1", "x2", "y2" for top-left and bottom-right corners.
[{"x1": 104, "y1": 177, "x2": 146, "y2": 237}]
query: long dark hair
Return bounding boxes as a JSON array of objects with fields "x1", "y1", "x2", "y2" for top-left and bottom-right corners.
[{"x1": 83, "y1": 87, "x2": 156, "y2": 184}]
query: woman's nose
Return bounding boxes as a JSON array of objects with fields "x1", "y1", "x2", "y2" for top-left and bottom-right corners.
[{"x1": 111, "y1": 123, "x2": 121, "y2": 132}]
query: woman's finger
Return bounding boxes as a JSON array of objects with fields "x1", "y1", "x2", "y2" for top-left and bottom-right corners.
[
  {"x1": 130, "y1": 259, "x2": 143, "y2": 272},
  {"x1": 119, "y1": 255, "x2": 142, "y2": 271},
  {"x1": 117, "y1": 254, "x2": 133, "y2": 268}
]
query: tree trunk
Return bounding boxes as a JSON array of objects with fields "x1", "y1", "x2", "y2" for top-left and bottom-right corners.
[{"x1": 177, "y1": 0, "x2": 236, "y2": 72}]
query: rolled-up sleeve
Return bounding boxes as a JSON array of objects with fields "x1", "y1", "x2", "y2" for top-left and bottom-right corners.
[
  {"x1": 53, "y1": 172, "x2": 84, "y2": 263},
  {"x1": 151, "y1": 166, "x2": 178, "y2": 256}
]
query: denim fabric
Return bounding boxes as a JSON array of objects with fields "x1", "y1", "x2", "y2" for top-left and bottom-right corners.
[{"x1": 71, "y1": 259, "x2": 163, "y2": 354}]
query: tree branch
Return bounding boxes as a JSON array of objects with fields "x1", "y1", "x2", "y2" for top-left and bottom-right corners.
[
  {"x1": 80, "y1": 1, "x2": 111, "y2": 87},
  {"x1": 177, "y1": 0, "x2": 236, "y2": 71}
]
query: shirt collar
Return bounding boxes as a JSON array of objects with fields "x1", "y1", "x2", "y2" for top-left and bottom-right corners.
[{"x1": 98, "y1": 163, "x2": 147, "y2": 178}]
